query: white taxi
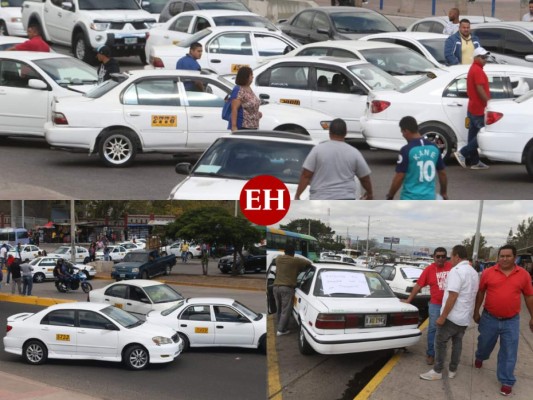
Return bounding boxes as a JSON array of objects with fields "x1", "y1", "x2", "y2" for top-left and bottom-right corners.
[
  {"x1": 45, "y1": 69, "x2": 333, "y2": 167},
  {"x1": 146, "y1": 297, "x2": 266, "y2": 353},
  {"x1": 47, "y1": 245, "x2": 90, "y2": 264},
  {"x1": 89, "y1": 280, "x2": 184, "y2": 318},
  {"x1": 251, "y1": 56, "x2": 402, "y2": 139},
  {"x1": 478, "y1": 91, "x2": 533, "y2": 177},
  {"x1": 293, "y1": 262, "x2": 421, "y2": 355},
  {"x1": 0, "y1": 2, "x2": 26, "y2": 37},
  {"x1": 7, "y1": 244, "x2": 42, "y2": 260},
  {"x1": 3, "y1": 302, "x2": 183, "y2": 370},
  {"x1": 360, "y1": 64, "x2": 533, "y2": 159},
  {"x1": 29, "y1": 256, "x2": 96, "y2": 283},
  {"x1": 374, "y1": 263, "x2": 430, "y2": 300},
  {"x1": 95, "y1": 245, "x2": 128, "y2": 262},
  {"x1": 148, "y1": 26, "x2": 299, "y2": 74}
]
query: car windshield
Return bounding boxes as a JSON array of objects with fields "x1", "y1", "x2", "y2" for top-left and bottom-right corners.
[
  {"x1": 313, "y1": 268, "x2": 396, "y2": 298},
  {"x1": 144, "y1": 284, "x2": 184, "y2": 303},
  {"x1": 78, "y1": 0, "x2": 140, "y2": 10},
  {"x1": 331, "y1": 12, "x2": 397, "y2": 34},
  {"x1": 101, "y1": 305, "x2": 144, "y2": 328},
  {"x1": 198, "y1": 2, "x2": 248, "y2": 11},
  {"x1": 84, "y1": 78, "x2": 121, "y2": 98},
  {"x1": 161, "y1": 300, "x2": 186, "y2": 316},
  {"x1": 3, "y1": 0, "x2": 24, "y2": 6},
  {"x1": 213, "y1": 16, "x2": 276, "y2": 30},
  {"x1": 359, "y1": 48, "x2": 435, "y2": 76},
  {"x1": 232, "y1": 300, "x2": 261, "y2": 321},
  {"x1": 178, "y1": 29, "x2": 212, "y2": 48},
  {"x1": 348, "y1": 63, "x2": 402, "y2": 90},
  {"x1": 191, "y1": 138, "x2": 313, "y2": 183},
  {"x1": 33, "y1": 57, "x2": 98, "y2": 87},
  {"x1": 418, "y1": 38, "x2": 447, "y2": 64},
  {"x1": 53, "y1": 247, "x2": 70, "y2": 255},
  {"x1": 141, "y1": 0, "x2": 167, "y2": 13}
]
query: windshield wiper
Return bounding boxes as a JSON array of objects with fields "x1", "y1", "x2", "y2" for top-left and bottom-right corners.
[{"x1": 192, "y1": 171, "x2": 247, "y2": 180}]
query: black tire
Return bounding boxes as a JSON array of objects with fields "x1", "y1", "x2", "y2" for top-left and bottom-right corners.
[
  {"x1": 160, "y1": 251, "x2": 168, "y2": 257},
  {"x1": 419, "y1": 123, "x2": 456, "y2": 160},
  {"x1": 123, "y1": 345, "x2": 149, "y2": 370},
  {"x1": 23, "y1": 340, "x2": 48, "y2": 365},
  {"x1": 0, "y1": 21, "x2": 8, "y2": 36},
  {"x1": 83, "y1": 257, "x2": 90, "y2": 264},
  {"x1": 83, "y1": 269, "x2": 93, "y2": 280},
  {"x1": 298, "y1": 325, "x2": 315, "y2": 355},
  {"x1": 178, "y1": 333, "x2": 190, "y2": 352},
  {"x1": 525, "y1": 146, "x2": 533, "y2": 178},
  {"x1": 73, "y1": 32, "x2": 96, "y2": 65},
  {"x1": 98, "y1": 131, "x2": 138, "y2": 167},
  {"x1": 33, "y1": 273, "x2": 46, "y2": 283},
  {"x1": 258, "y1": 334, "x2": 266, "y2": 354},
  {"x1": 141, "y1": 271, "x2": 149, "y2": 279},
  {"x1": 82, "y1": 282, "x2": 93, "y2": 293},
  {"x1": 55, "y1": 281, "x2": 67, "y2": 293},
  {"x1": 164, "y1": 265, "x2": 171, "y2": 276}
]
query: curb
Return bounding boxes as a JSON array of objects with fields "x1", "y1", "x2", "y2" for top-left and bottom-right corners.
[{"x1": 0, "y1": 293, "x2": 75, "y2": 306}]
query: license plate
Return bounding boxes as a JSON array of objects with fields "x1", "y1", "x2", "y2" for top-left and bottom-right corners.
[
  {"x1": 365, "y1": 314, "x2": 386, "y2": 328},
  {"x1": 120, "y1": 274, "x2": 125, "y2": 278},
  {"x1": 124, "y1": 37, "x2": 138, "y2": 44},
  {"x1": 465, "y1": 117, "x2": 470, "y2": 129}
]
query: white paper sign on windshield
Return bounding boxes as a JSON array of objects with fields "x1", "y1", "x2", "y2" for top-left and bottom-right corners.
[
  {"x1": 402, "y1": 267, "x2": 423, "y2": 280},
  {"x1": 321, "y1": 271, "x2": 370, "y2": 296}
]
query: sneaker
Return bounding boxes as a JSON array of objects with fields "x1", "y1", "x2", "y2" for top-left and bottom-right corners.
[
  {"x1": 454, "y1": 151, "x2": 467, "y2": 168},
  {"x1": 471, "y1": 161, "x2": 489, "y2": 170},
  {"x1": 500, "y1": 385, "x2": 512, "y2": 396},
  {"x1": 276, "y1": 330, "x2": 290, "y2": 337},
  {"x1": 420, "y1": 369, "x2": 442, "y2": 381},
  {"x1": 474, "y1": 359, "x2": 483, "y2": 369},
  {"x1": 426, "y1": 355, "x2": 434, "y2": 365},
  {"x1": 448, "y1": 369, "x2": 456, "y2": 379}
]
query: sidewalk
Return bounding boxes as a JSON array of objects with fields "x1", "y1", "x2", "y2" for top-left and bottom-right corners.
[{"x1": 358, "y1": 302, "x2": 533, "y2": 400}]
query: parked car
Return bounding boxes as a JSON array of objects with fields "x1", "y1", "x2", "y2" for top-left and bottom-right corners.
[
  {"x1": 111, "y1": 250, "x2": 176, "y2": 280},
  {"x1": 118, "y1": 242, "x2": 144, "y2": 252},
  {"x1": 406, "y1": 15, "x2": 500, "y2": 34},
  {"x1": 3, "y1": 302, "x2": 183, "y2": 370},
  {"x1": 218, "y1": 246, "x2": 266, "y2": 274},
  {"x1": 279, "y1": 6, "x2": 399, "y2": 44},
  {"x1": 95, "y1": 245, "x2": 128, "y2": 262},
  {"x1": 146, "y1": 297, "x2": 266, "y2": 353},
  {"x1": 89, "y1": 280, "x2": 184, "y2": 317},
  {"x1": 7, "y1": 244, "x2": 42, "y2": 260},
  {"x1": 320, "y1": 254, "x2": 357, "y2": 264},
  {"x1": 158, "y1": 0, "x2": 250, "y2": 23},
  {"x1": 0, "y1": 35, "x2": 28, "y2": 50},
  {"x1": 47, "y1": 245, "x2": 91, "y2": 264},
  {"x1": 293, "y1": 262, "x2": 421, "y2": 355},
  {"x1": 0, "y1": 0, "x2": 26, "y2": 36},
  {"x1": 29, "y1": 256, "x2": 96, "y2": 283},
  {"x1": 163, "y1": 242, "x2": 202, "y2": 259}
]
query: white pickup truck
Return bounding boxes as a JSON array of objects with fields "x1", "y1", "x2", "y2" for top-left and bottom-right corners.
[{"x1": 21, "y1": 0, "x2": 156, "y2": 64}]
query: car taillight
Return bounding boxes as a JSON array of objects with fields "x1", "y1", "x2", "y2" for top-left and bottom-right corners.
[
  {"x1": 151, "y1": 57, "x2": 165, "y2": 68},
  {"x1": 53, "y1": 112, "x2": 68, "y2": 125},
  {"x1": 371, "y1": 100, "x2": 390, "y2": 113},
  {"x1": 390, "y1": 312, "x2": 419, "y2": 326},
  {"x1": 6, "y1": 325, "x2": 12, "y2": 332},
  {"x1": 315, "y1": 313, "x2": 360, "y2": 329},
  {"x1": 485, "y1": 111, "x2": 503, "y2": 125}
]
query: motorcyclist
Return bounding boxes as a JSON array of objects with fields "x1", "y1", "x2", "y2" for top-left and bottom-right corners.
[{"x1": 54, "y1": 259, "x2": 71, "y2": 288}]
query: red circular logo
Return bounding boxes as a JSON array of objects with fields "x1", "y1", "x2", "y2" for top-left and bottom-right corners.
[{"x1": 239, "y1": 175, "x2": 291, "y2": 226}]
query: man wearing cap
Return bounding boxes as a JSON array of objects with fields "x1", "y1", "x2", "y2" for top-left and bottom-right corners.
[
  {"x1": 444, "y1": 19, "x2": 480, "y2": 65},
  {"x1": 454, "y1": 47, "x2": 491, "y2": 170},
  {"x1": 96, "y1": 45, "x2": 120, "y2": 84}
]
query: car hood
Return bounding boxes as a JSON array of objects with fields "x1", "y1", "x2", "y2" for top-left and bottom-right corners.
[
  {"x1": 313, "y1": 297, "x2": 419, "y2": 313},
  {"x1": 114, "y1": 262, "x2": 143, "y2": 268},
  {"x1": 150, "y1": 44, "x2": 188, "y2": 57},
  {"x1": 81, "y1": 10, "x2": 153, "y2": 22},
  {"x1": 129, "y1": 321, "x2": 176, "y2": 338}
]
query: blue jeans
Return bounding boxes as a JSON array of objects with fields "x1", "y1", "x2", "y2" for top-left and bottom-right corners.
[
  {"x1": 459, "y1": 112, "x2": 484, "y2": 164},
  {"x1": 22, "y1": 275, "x2": 33, "y2": 296},
  {"x1": 427, "y1": 302, "x2": 442, "y2": 357},
  {"x1": 475, "y1": 310, "x2": 520, "y2": 386}
]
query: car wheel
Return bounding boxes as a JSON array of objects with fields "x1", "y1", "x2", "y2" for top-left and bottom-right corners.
[
  {"x1": 525, "y1": 146, "x2": 533, "y2": 177},
  {"x1": 141, "y1": 271, "x2": 149, "y2": 279},
  {"x1": 83, "y1": 270, "x2": 93, "y2": 280},
  {"x1": 0, "y1": 21, "x2": 8, "y2": 36},
  {"x1": 419, "y1": 123, "x2": 456, "y2": 160},
  {"x1": 123, "y1": 345, "x2": 149, "y2": 370},
  {"x1": 165, "y1": 265, "x2": 171, "y2": 276},
  {"x1": 83, "y1": 257, "x2": 90, "y2": 264},
  {"x1": 23, "y1": 340, "x2": 48, "y2": 365},
  {"x1": 258, "y1": 334, "x2": 266, "y2": 354},
  {"x1": 73, "y1": 32, "x2": 96, "y2": 65},
  {"x1": 33, "y1": 273, "x2": 46, "y2": 283},
  {"x1": 98, "y1": 131, "x2": 138, "y2": 168},
  {"x1": 277, "y1": 125, "x2": 308, "y2": 135},
  {"x1": 81, "y1": 282, "x2": 93, "y2": 293},
  {"x1": 298, "y1": 325, "x2": 315, "y2": 355},
  {"x1": 178, "y1": 333, "x2": 190, "y2": 352}
]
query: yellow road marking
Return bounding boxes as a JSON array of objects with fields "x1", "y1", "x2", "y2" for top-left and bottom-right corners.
[{"x1": 267, "y1": 314, "x2": 283, "y2": 400}]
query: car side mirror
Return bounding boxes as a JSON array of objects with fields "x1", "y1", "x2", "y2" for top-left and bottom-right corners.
[
  {"x1": 28, "y1": 79, "x2": 48, "y2": 90},
  {"x1": 397, "y1": 26, "x2": 406, "y2": 32},
  {"x1": 350, "y1": 85, "x2": 366, "y2": 95},
  {"x1": 175, "y1": 162, "x2": 191, "y2": 175},
  {"x1": 61, "y1": 1, "x2": 74, "y2": 11},
  {"x1": 142, "y1": 1, "x2": 151, "y2": 7},
  {"x1": 259, "y1": 93, "x2": 270, "y2": 100},
  {"x1": 105, "y1": 323, "x2": 119, "y2": 331},
  {"x1": 317, "y1": 28, "x2": 330, "y2": 36},
  {"x1": 140, "y1": 297, "x2": 151, "y2": 304},
  {"x1": 525, "y1": 55, "x2": 533, "y2": 63}
]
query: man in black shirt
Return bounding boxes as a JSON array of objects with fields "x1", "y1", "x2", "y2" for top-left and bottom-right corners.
[{"x1": 96, "y1": 45, "x2": 120, "y2": 84}]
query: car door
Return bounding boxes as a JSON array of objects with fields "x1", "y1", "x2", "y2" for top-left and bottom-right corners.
[
  {"x1": 38, "y1": 257, "x2": 57, "y2": 279},
  {"x1": 112, "y1": 246, "x2": 127, "y2": 261},
  {"x1": 102, "y1": 284, "x2": 128, "y2": 310},
  {"x1": 124, "y1": 285, "x2": 153, "y2": 316},
  {"x1": 308, "y1": 11, "x2": 332, "y2": 43},
  {"x1": 0, "y1": 59, "x2": 50, "y2": 136},
  {"x1": 39, "y1": 309, "x2": 77, "y2": 356},
  {"x1": 212, "y1": 305, "x2": 254, "y2": 346},
  {"x1": 283, "y1": 10, "x2": 315, "y2": 44},
  {"x1": 76, "y1": 310, "x2": 119, "y2": 358},
  {"x1": 177, "y1": 304, "x2": 215, "y2": 345},
  {"x1": 252, "y1": 32, "x2": 298, "y2": 58},
  {"x1": 122, "y1": 77, "x2": 188, "y2": 151},
  {"x1": 293, "y1": 266, "x2": 316, "y2": 323},
  {"x1": 43, "y1": 0, "x2": 64, "y2": 42},
  {"x1": 205, "y1": 31, "x2": 254, "y2": 74}
]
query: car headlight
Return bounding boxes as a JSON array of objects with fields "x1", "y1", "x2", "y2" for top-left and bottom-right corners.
[
  {"x1": 320, "y1": 121, "x2": 331, "y2": 130},
  {"x1": 90, "y1": 22, "x2": 110, "y2": 31},
  {"x1": 132, "y1": 268, "x2": 139, "y2": 273},
  {"x1": 152, "y1": 336, "x2": 173, "y2": 346},
  {"x1": 11, "y1": 17, "x2": 22, "y2": 23},
  {"x1": 145, "y1": 22, "x2": 155, "y2": 29}
]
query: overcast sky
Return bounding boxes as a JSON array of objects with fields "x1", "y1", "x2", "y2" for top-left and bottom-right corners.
[{"x1": 274, "y1": 201, "x2": 533, "y2": 252}]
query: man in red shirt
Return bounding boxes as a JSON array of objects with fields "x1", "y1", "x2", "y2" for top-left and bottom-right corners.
[
  {"x1": 473, "y1": 244, "x2": 533, "y2": 397},
  {"x1": 402, "y1": 247, "x2": 452, "y2": 365},
  {"x1": 7, "y1": 25, "x2": 50, "y2": 52},
  {"x1": 454, "y1": 46, "x2": 490, "y2": 170}
]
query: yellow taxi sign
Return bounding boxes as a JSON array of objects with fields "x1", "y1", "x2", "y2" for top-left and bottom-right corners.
[
  {"x1": 231, "y1": 64, "x2": 250, "y2": 73},
  {"x1": 172, "y1": 40, "x2": 180, "y2": 45},
  {"x1": 195, "y1": 327, "x2": 209, "y2": 334},
  {"x1": 56, "y1": 334, "x2": 70, "y2": 341},
  {"x1": 151, "y1": 115, "x2": 177, "y2": 127},
  {"x1": 280, "y1": 99, "x2": 300, "y2": 106},
  {"x1": 114, "y1": 303, "x2": 123, "y2": 309}
]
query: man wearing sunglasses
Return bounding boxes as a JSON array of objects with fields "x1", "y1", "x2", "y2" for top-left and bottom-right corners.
[{"x1": 402, "y1": 247, "x2": 452, "y2": 365}]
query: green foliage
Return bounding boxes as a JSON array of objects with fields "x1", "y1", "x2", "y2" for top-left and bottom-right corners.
[
  {"x1": 462, "y1": 233, "x2": 490, "y2": 259},
  {"x1": 507, "y1": 217, "x2": 533, "y2": 252}
]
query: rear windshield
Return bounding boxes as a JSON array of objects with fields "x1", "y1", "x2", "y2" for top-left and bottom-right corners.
[
  {"x1": 179, "y1": 29, "x2": 212, "y2": 48},
  {"x1": 213, "y1": 15, "x2": 276, "y2": 30},
  {"x1": 198, "y1": 2, "x2": 249, "y2": 11},
  {"x1": 331, "y1": 12, "x2": 398, "y2": 34}
]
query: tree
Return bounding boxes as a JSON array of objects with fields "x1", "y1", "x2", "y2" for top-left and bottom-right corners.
[
  {"x1": 461, "y1": 233, "x2": 489, "y2": 260},
  {"x1": 280, "y1": 219, "x2": 336, "y2": 249},
  {"x1": 507, "y1": 217, "x2": 533, "y2": 251}
]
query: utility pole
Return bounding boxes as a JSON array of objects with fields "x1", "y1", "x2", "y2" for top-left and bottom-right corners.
[
  {"x1": 70, "y1": 200, "x2": 76, "y2": 263},
  {"x1": 473, "y1": 200, "x2": 484, "y2": 266}
]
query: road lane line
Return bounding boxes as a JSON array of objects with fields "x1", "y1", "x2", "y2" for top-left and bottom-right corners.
[{"x1": 268, "y1": 314, "x2": 283, "y2": 400}]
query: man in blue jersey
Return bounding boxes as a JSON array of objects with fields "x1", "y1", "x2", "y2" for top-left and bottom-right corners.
[{"x1": 386, "y1": 116, "x2": 448, "y2": 200}]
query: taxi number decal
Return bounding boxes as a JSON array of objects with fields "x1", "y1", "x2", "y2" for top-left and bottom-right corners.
[
  {"x1": 47, "y1": 268, "x2": 53, "y2": 271},
  {"x1": 195, "y1": 327, "x2": 209, "y2": 334},
  {"x1": 231, "y1": 64, "x2": 249, "y2": 73},
  {"x1": 114, "y1": 303, "x2": 123, "y2": 309},
  {"x1": 172, "y1": 40, "x2": 181, "y2": 45},
  {"x1": 56, "y1": 334, "x2": 70, "y2": 341},
  {"x1": 151, "y1": 115, "x2": 177, "y2": 127},
  {"x1": 280, "y1": 99, "x2": 300, "y2": 106},
  {"x1": 464, "y1": 117, "x2": 470, "y2": 129}
]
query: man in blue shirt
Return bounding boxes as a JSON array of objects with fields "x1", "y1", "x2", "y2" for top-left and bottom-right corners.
[
  {"x1": 386, "y1": 116, "x2": 448, "y2": 200},
  {"x1": 176, "y1": 42, "x2": 203, "y2": 70}
]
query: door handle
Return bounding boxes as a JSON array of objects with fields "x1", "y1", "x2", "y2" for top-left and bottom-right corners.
[
  {"x1": 216, "y1": 325, "x2": 224, "y2": 329},
  {"x1": 126, "y1": 303, "x2": 132, "y2": 305},
  {"x1": 190, "y1": 115, "x2": 203, "y2": 118},
  {"x1": 164, "y1": 35, "x2": 169, "y2": 39},
  {"x1": 180, "y1": 324, "x2": 187, "y2": 327},
  {"x1": 78, "y1": 330, "x2": 87, "y2": 334},
  {"x1": 58, "y1": 12, "x2": 62, "y2": 17},
  {"x1": 317, "y1": 99, "x2": 327, "y2": 103},
  {"x1": 128, "y1": 112, "x2": 141, "y2": 116},
  {"x1": 41, "y1": 327, "x2": 50, "y2": 331},
  {"x1": 298, "y1": 298, "x2": 301, "y2": 303},
  {"x1": 447, "y1": 103, "x2": 463, "y2": 107},
  {"x1": 211, "y1": 59, "x2": 221, "y2": 63},
  {"x1": 44, "y1": 7, "x2": 48, "y2": 12},
  {"x1": 104, "y1": 299, "x2": 110, "y2": 301}
]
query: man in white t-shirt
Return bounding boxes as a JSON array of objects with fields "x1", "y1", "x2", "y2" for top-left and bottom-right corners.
[
  {"x1": 420, "y1": 244, "x2": 479, "y2": 380},
  {"x1": 294, "y1": 118, "x2": 373, "y2": 200},
  {"x1": 522, "y1": 0, "x2": 533, "y2": 21}
]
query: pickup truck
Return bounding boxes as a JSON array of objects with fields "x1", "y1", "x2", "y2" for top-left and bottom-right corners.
[
  {"x1": 21, "y1": 0, "x2": 156, "y2": 64},
  {"x1": 111, "y1": 249, "x2": 176, "y2": 281}
]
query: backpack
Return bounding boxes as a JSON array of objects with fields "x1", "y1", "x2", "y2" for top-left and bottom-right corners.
[{"x1": 221, "y1": 86, "x2": 240, "y2": 122}]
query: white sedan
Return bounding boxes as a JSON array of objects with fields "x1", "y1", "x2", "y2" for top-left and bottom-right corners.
[
  {"x1": 7, "y1": 244, "x2": 42, "y2": 260},
  {"x1": 478, "y1": 91, "x2": 533, "y2": 177},
  {"x1": 118, "y1": 242, "x2": 144, "y2": 252},
  {"x1": 148, "y1": 26, "x2": 299, "y2": 74},
  {"x1": 0, "y1": 2, "x2": 26, "y2": 37},
  {"x1": 47, "y1": 245, "x2": 90, "y2": 264},
  {"x1": 3, "y1": 303, "x2": 183, "y2": 370},
  {"x1": 406, "y1": 15, "x2": 500, "y2": 34},
  {"x1": 45, "y1": 69, "x2": 332, "y2": 167},
  {"x1": 95, "y1": 245, "x2": 128, "y2": 262},
  {"x1": 146, "y1": 297, "x2": 266, "y2": 352},
  {"x1": 293, "y1": 262, "x2": 421, "y2": 355},
  {"x1": 145, "y1": 9, "x2": 277, "y2": 60},
  {"x1": 29, "y1": 256, "x2": 96, "y2": 283},
  {"x1": 0, "y1": 51, "x2": 97, "y2": 138},
  {"x1": 251, "y1": 56, "x2": 402, "y2": 139},
  {"x1": 89, "y1": 280, "x2": 184, "y2": 317},
  {"x1": 360, "y1": 64, "x2": 533, "y2": 159},
  {"x1": 374, "y1": 263, "x2": 430, "y2": 300}
]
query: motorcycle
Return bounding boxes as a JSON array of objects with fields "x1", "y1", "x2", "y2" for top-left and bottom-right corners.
[{"x1": 55, "y1": 271, "x2": 93, "y2": 293}]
